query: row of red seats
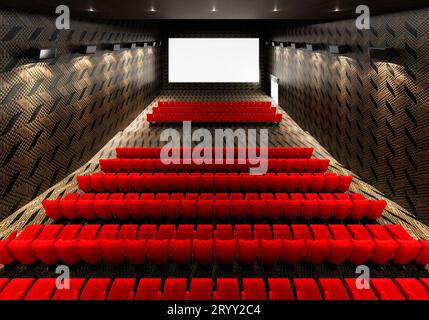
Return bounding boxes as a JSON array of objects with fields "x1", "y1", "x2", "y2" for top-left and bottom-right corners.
[
  {"x1": 146, "y1": 113, "x2": 283, "y2": 123},
  {"x1": 115, "y1": 147, "x2": 314, "y2": 159},
  {"x1": 152, "y1": 106, "x2": 277, "y2": 113},
  {"x1": 77, "y1": 173, "x2": 353, "y2": 193},
  {"x1": 99, "y1": 158, "x2": 330, "y2": 173},
  {"x1": 158, "y1": 101, "x2": 272, "y2": 107},
  {"x1": 1, "y1": 277, "x2": 428, "y2": 300},
  {"x1": 43, "y1": 192, "x2": 386, "y2": 221},
  {"x1": 1, "y1": 224, "x2": 427, "y2": 265}
]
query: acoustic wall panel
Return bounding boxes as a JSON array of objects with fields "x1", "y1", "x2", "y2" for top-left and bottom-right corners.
[
  {"x1": 267, "y1": 8, "x2": 429, "y2": 223},
  {"x1": 0, "y1": 10, "x2": 162, "y2": 218}
]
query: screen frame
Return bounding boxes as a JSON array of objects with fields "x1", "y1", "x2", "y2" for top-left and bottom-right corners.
[{"x1": 167, "y1": 37, "x2": 260, "y2": 84}]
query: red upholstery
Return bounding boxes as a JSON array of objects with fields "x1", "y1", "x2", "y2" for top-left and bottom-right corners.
[
  {"x1": 116, "y1": 147, "x2": 314, "y2": 159},
  {"x1": 3, "y1": 223, "x2": 424, "y2": 266},
  {"x1": 294, "y1": 279, "x2": 322, "y2": 300},
  {"x1": 43, "y1": 192, "x2": 385, "y2": 221},
  {"x1": 146, "y1": 102, "x2": 283, "y2": 123},
  {"x1": 99, "y1": 158, "x2": 330, "y2": 173},
  {"x1": 1, "y1": 277, "x2": 428, "y2": 300},
  {"x1": 76, "y1": 173, "x2": 353, "y2": 193}
]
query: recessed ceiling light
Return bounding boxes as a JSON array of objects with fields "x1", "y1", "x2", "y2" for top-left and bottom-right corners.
[
  {"x1": 88, "y1": 7, "x2": 95, "y2": 12},
  {"x1": 334, "y1": 7, "x2": 340, "y2": 12},
  {"x1": 211, "y1": 7, "x2": 217, "y2": 12},
  {"x1": 149, "y1": 7, "x2": 156, "y2": 12},
  {"x1": 273, "y1": 7, "x2": 279, "y2": 12}
]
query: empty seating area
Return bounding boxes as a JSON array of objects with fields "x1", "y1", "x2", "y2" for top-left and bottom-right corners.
[
  {"x1": 1, "y1": 146, "x2": 428, "y2": 301},
  {"x1": 76, "y1": 173, "x2": 353, "y2": 193},
  {"x1": 0, "y1": 277, "x2": 428, "y2": 300},
  {"x1": 146, "y1": 101, "x2": 283, "y2": 123},
  {"x1": 1, "y1": 223, "x2": 427, "y2": 266},
  {"x1": 42, "y1": 192, "x2": 386, "y2": 221}
]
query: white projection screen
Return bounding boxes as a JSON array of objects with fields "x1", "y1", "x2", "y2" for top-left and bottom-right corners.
[{"x1": 168, "y1": 38, "x2": 259, "y2": 83}]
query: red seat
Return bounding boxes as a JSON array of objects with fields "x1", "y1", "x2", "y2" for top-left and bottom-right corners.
[
  {"x1": 343, "y1": 278, "x2": 378, "y2": 300},
  {"x1": 163, "y1": 278, "x2": 188, "y2": 300},
  {"x1": 24, "y1": 278, "x2": 56, "y2": 300},
  {"x1": 51, "y1": 278, "x2": 86, "y2": 300},
  {"x1": 259, "y1": 239, "x2": 282, "y2": 264},
  {"x1": 80, "y1": 278, "x2": 111, "y2": 300},
  {"x1": 107, "y1": 278, "x2": 136, "y2": 300},
  {"x1": 318, "y1": 278, "x2": 350, "y2": 300},
  {"x1": 54, "y1": 224, "x2": 83, "y2": 265},
  {"x1": 242, "y1": 278, "x2": 267, "y2": 300},
  {"x1": 327, "y1": 225, "x2": 353, "y2": 264},
  {"x1": 214, "y1": 278, "x2": 240, "y2": 300},
  {"x1": 193, "y1": 225, "x2": 213, "y2": 264},
  {"x1": 215, "y1": 225, "x2": 236, "y2": 264},
  {"x1": 384, "y1": 224, "x2": 422, "y2": 264},
  {"x1": 101, "y1": 225, "x2": 136, "y2": 264},
  {"x1": 135, "y1": 278, "x2": 161, "y2": 300},
  {"x1": 293, "y1": 279, "x2": 322, "y2": 300},
  {"x1": 189, "y1": 278, "x2": 212, "y2": 300},
  {"x1": 31, "y1": 224, "x2": 63, "y2": 264},
  {"x1": 282, "y1": 239, "x2": 306, "y2": 264},
  {"x1": 76, "y1": 224, "x2": 102, "y2": 264},
  {"x1": 0, "y1": 278, "x2": 34, "y2": 300},
  {"x1": 394, "y1": 278, "x2": 429, "y2": 300},
  {"x1": 268, "y1": 278, "x2": 294, "y2": 300},
  {"x1": 366, "y1": 225, "x2": 399, "y2": 264},
  {"x1": 347, "y1": 225, "x2": 376, "y2": 264},
  {"x1": 371, "y1": 278, "x2": 405, "y2": 300}
]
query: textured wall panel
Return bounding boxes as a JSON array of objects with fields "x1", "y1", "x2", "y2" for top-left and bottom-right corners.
[
  {"x1": 0, "y1": 10, "x2": 162, "y2": 218},
  {"x1": 267, "y1": 9, "x2": 429, "y2": 223}
]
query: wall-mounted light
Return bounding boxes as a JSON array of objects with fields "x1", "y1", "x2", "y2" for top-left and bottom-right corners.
[
  {"x1": 28, "y1": 48, "x2": 57, "y2": 60},
  {"x1": 279, "y1": 42, "x2": 289, "y2": 48},
  {"x1": 271, "y1": 41, "x2": 279, "y2": 47},
  {"x1": 124, "y1": 43, "x2": 137, "y2": 49},
  {"x1": 79, "y1": 45, "x2": 97, "y2": 54},
  {"x1": 106, "y1": 44, "x2": 121, "y2": 51},
  {"x1": 329, "y1": 44, "x2": 350, "y2": 54},
  {"x1": 290, "y1": 42, "x2": 305, "y2": 49},
  {"x1": 306, "y1": 43, "x2": 323, "y2": 51},
  {"x1": 368, "y1": 47, "x2": 399, "y2": 60}
]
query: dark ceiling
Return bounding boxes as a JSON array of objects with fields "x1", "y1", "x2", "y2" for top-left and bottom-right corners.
[{"x1": 1, "y1": 0, "x2": 428, "y2": 20}]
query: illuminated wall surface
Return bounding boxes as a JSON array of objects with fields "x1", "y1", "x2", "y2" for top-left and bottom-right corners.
[
  {"x1": 0, "y1": 10, "x2": 163, "y2": 218},
  {"x1": 267, "y1": 8, "x2": 429, "y2": 223}
]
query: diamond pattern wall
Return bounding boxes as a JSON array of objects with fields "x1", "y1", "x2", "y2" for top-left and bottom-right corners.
[
  {"x1": 267, "y1": 8, "x2": 429, "y2": 223},
  {"x1": 0, "y1": 10, "x2": 163, "y2": 218}
]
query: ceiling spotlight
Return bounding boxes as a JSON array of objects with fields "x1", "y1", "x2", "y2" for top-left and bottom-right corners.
[
  {"x1": 149, "y1": 7, "x2": 156, "y2": 12},
  {"x1": 273, "y1": 7, "x2": 279, "y2": 12},
  {"x1": 334, "y1": 7, "x2": 340, "y2": 12},
  {"x1": 211, "y1": 6, "x2": 217, "y2": 12},
  {"x1": 88, "y1": 7, "x2": 95, "y2": 12}
]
